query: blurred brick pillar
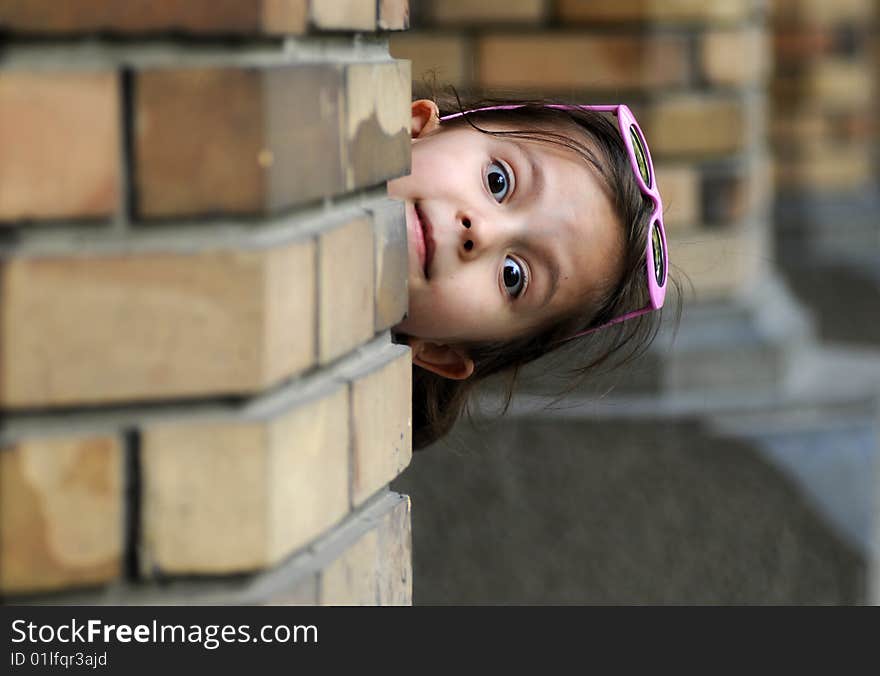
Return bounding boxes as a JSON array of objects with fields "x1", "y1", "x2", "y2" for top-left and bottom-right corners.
[
  {"x1": 772, "y1": 1, "x2": 877, "y2": 194},
  {"x1": 0, "y1": 0, "x2": 413, "y2": 605},
  {"x1": 768, "y1": 0, "x2": 880, "y2": 347}
]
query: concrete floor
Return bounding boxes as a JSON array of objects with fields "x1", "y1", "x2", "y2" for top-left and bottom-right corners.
[{"x1": 392, "y1": 416, "x2": 865, "y2": 605}]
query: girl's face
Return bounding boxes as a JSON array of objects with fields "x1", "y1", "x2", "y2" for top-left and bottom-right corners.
[{"x1": 388, "y1": 100, "x2": 624, "y2": 379}]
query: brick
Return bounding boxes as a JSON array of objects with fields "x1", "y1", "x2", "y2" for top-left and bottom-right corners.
[
  {"x1": 428, "y1": 0, "x2": 547, "y2": 24},
  {"x1": 641, "y1": 96, "x2": 750, "y2": 157},
  {"x1": 773, "y1": 59, "x2": 874, "y2": 109},
  {"x1": 655, "y1": 165, "x2": 699, "y2": 231},
  {"x1": 141, "y1": 385, "x2": 349, "y2": 575},
  {"x1": 390, "y1": 33, "x2": 472, "y2": 88},
  {"x1": 773, "y1": 27, "x2": 835, "y2": 63},
  {"x1": 0, "y1": 1, "x2": 309, "y2": 35},
  {"x1": 374, "y1": 493, "x2": 412, "y2": 605},
  {"x1": 831, "y1": 111, "x2": 875, "y2": 144},
  {"x1": 342, "y1": 344, "x2": 412, "y2": 506},
  {"x1": 668, "y1": 223, "x2": 766, "y2": 300},
  {"x1": 771, "y1": 110, "x2": 875, "y2": 155},
  {"x1": 135, "y1": 64, "x2": 345, "y2": 218},
  {"x1": 775, "y1": 147, "x2": 873, "y2": 192},
  {"x1": 0, "y1": 435, "x2": 122, "y2": 594},
  {"x1": 557, "y1": 0, "x2": 752, "y2": 24},
  {"x1": 263, "y1": 243, "x2": 318, "y2": 385},
  {"x1": 378, "y1": 0, "x2": 409, "y2": 30},
  {"x1": 370, "y1": 199, "x2": 409, "y2": 332},
  {"x1": 263, "y1": 0, "x2": 309, "y2": 33},
  {"x1": 343, "y1": 61, "x2": 411, "y2": 190},
  {"x1": 320, "y1": 525, "x2": 379, "y2": 604},
  {"x1": 770, "y1": 108, "x2": 830, "y2": 149},
  {"x1": 262, "y1": 66, "x2": 346, "y2": 210},
  {"x1": 318, "y1": 216, "x2": 375, "y2": 364},
  {"x1": 309, "y1": 0, "x2": 375, "y2": 30},
  {"x1": 477, "y1": 34, "x2": 690, "y2": 91},
  {"x1": 701, "y1": 26, "x2": 769, "y2": 86},
  {"x1": 320, "y1": 494, "x2": 411, "y2": 605},
  {"x1": 0, "y1": 71, "x2": 119, "y2": 222},
  {"x1": 701, "y1": 158, "x2": 771, "y2": 225},
  {"x1": 770, "y1": 0, "x2": 874, "y2": 25},
  {"x1": 0, "y1": 240, "x2": 315, "y2": 407}
]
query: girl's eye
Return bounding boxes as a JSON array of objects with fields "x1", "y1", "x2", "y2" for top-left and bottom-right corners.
[
  {"x1": 502, "y1": 256, "x2": 528, "y2": 299},
  {"x1": 485, "y1": 161, "x2": 512, "y2": 202}
]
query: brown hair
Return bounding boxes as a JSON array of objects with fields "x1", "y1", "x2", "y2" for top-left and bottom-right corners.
[{"x1": 393, "y1": 89, "x2": 682, "y2": 451}]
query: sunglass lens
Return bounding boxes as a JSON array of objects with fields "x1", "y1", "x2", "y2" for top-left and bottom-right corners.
[
  {"x1": 629, "y1": 124, "x2": 651, "y2": 189},
  {"x1": 651, "y1": 221, "x2": 666, "y2": 287}
]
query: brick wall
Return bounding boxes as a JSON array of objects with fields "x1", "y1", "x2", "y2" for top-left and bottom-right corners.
[
  {"x1": 770, "y1": 0, "x2": 877, "y2": 194},
  {"x1": 0, "y1": 0, "x2": 413, "y2": 605},
  {"x1": 768, "y1": 0, "x2": 879, "y2": 261},
  {"x1": 392, "y1": 0, "x2": 773, "y2": 300}
]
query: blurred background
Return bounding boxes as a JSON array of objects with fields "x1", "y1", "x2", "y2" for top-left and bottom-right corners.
[{"x1": 390, "y1": 0, "x2": 880, "y2": 604}]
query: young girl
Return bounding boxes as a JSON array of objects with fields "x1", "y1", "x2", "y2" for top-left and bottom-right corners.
[{"x1": 388, "y1": 93, "x2": 674, "y2": 450}]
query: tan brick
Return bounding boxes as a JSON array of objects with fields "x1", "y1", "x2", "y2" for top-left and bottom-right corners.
[
  {"x1": 344, "y1": 61, "x2": 411, "y2": 190},
  {"x1": 770, "y1": 108, "x2": 830, "y2": 149},
  {"x1": 655, "y1": 165, "x2": 699, "y2": 231},
  {"x1": 135, "y1": 64, "x2": 345, "y2": 219},
  {"x1": 0, "y1": 240, "x2": 315, "y2": 407},
  {"x1": 477, "y1": 34, "x2": 690, "y2": 91},
  {"x1": 263, "y1": 66, "x2": 345, "y2": 210},
  {"x1": 378, "y1": 0, "x2": 409, "y2": 30},
  {"x1": 770, "y1": 0, "x2": 874, "y2": 25},
  {"x1": 642, "y1": 96, "x2": 749, "y2": 157},
  {"x1": 309, "y1": 0, "x2": 375, "y2": 31},
  {"x1": 428, "y1": 0, "x2": 547, "y2": 24},
  {"x1": 0, "y1": 0, "x2": 309, "y2": 35},
  {"x1": 558, "y1": 0, "x2": 752, "y2": 24},
  {"x1": 262, "y1": 0, "x2": 308, "y2": 33},
  {"x1": 264, "y1": 243, "x2": 318, "y2": 386},
  {"x1": 775, "y1": 107, "x2": 876, "y2": 149},
  {"x1": 701, "y1": 158, "x2": 771, "y2": 225},
  {"x1": 375, "y1": 493, "x2": 412, "y2": 605},
  {"x1": 320, "y1": 494, "x2": 411, "y2": 605},
  {"x1": 318, "y1": 216, "x2": 375, "y2": 364},
  {"x1": 773, "y1": 26, "x2": 835, "y2": 63},
  {"x1": 370, "y1": 199, "x2": 409, "y2": 332},
  {"x1": 320, "y1": 524, "x2": 379, "y2": 605},
  {"x1": 0, "y1": 71, "x2": 119, "y2": 222},
  {"x1": 775, "y1": 147, "x2": 873, "y2": 191},
  {"x1": 702, "y1": 26, "x2": 769, "y2": 87},
  {"x1": 0, "y1": 435, "x2": 123, "y2": 594},
  {"x1": 390, "y1": 33, "x2": 472, "y2": 88},
  {"x1": 135, "y1": 67, "x2": 260, "y2": 217},
  {"x1": 345, "y1": 345, "x2": 412, "y2": 506},
  {"x1": 814, "y1": 61, "x2": 874, "y2": 107},
  {"x1": 141, "y1": 385, "x2": 349, "y2": 575},
  {"x1": 832, "y1": 111, "x2": 876, "y2": 144},
  {"x1": 669, "y1": 223, "x2": 767, "y2": 300}
]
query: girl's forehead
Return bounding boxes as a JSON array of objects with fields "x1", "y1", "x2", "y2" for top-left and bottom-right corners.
[{"x1": 450, "y1": 121, "x2": 604, "y2": 168}]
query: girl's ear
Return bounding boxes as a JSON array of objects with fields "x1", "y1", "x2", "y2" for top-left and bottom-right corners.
[
  {"x1": 411, "y1": 99, "x2": 440, "y2": 139},
  {"x1": 408, "y1": 337, "x2": 475, "y2": 380}
]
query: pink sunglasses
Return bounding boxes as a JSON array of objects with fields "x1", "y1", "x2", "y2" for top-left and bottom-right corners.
[{"x1": 438, "y1": 104, "x2": 668, "y2": 342}]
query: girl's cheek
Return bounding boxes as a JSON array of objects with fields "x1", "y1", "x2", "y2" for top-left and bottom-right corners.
[{"x1": 435, "y1": 276, "x2": 497, "y2": 320}]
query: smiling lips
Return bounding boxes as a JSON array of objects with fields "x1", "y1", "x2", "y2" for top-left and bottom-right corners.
[{"x1": 415, "y1": 202, "x2": 435, "y2": 278}]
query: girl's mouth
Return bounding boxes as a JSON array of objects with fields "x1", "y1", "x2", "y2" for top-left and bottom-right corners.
[{"x1": 415, "y1": 202, "x2": 435, "y2": 278}]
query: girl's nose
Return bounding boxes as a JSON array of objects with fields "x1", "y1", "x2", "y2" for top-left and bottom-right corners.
[
  {"x1": 459, "y1": 213, "x2": 502, "y2": 257},
  {"x1": 458, "y1": 214, "x2": 474, "y2": 253}
]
